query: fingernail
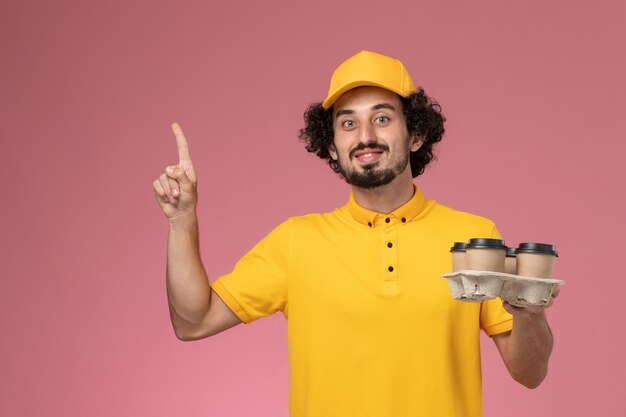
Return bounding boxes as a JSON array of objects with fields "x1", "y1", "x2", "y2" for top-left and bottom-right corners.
[
  {"x1": 166, "y1": 167, "x2": 174, "y2": 174},
  {"x1": 172, "y1": 188, "x2": 179, "y2": 196}
]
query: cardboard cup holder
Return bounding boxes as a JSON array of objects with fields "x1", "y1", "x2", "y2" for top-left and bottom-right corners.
[{"x1": 441, "y1": 270, "x2": 565, "y2": 307}]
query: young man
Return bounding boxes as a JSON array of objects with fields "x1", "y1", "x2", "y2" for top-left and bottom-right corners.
[{"x1": 152, "y1": 51, "x2": 557, "y2": 417}]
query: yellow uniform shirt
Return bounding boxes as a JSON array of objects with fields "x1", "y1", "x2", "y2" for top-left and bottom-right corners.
[{"x1": 213, "y1": 187, "x2": 512, "y2": 417}]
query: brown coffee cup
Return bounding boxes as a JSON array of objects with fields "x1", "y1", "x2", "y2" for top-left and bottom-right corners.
[
  {"x1": 450, "y1": 242, "x2": 467, "y2": 271},
  {"x1": 504, "y1": 247, "x2": 517, "y2": 275},
  {"x1": 465, "y1": 238, "x2": 507, "y2": 272},
  {"x1": 515, "y1": 242, "x2": 558, "y2": 278}
]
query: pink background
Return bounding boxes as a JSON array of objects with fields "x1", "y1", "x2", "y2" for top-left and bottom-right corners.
[{"x1": 2, "y1": 0, "x2": 625, "y2": 415}]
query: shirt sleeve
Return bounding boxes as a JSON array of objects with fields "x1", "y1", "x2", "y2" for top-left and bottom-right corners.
[
  {"x1": 479, "y1": 224, "x2": 513, "y2": 336},
  {"x1": 212, "y1": 219, "x2": 292, "y2": 324}
]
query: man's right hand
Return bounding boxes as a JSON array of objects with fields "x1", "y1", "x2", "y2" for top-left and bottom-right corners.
[
  {"x1": 152, "y1": 122, "x2": 242, "y2": 339},
  {"x1": 152, "y1": 122, "x2": 198, "y2": 223}
]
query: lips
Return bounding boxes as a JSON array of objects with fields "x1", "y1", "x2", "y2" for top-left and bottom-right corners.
[{"x1": 352, "y1": 147, "x2": 385, "y2": 163}]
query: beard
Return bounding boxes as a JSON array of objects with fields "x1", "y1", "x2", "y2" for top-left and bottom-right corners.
[{"x1": 336, "y1": 141, "x2": 410, "y2": 189}]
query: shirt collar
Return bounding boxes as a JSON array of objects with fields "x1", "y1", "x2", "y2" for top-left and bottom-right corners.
[{"x1": 347, "y1": 185, "x2": 427, "y2": 227}]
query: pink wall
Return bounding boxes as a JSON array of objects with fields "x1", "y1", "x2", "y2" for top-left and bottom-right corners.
[{"x1": 2, "y1": 0, "x2": 624, "y2": 415}]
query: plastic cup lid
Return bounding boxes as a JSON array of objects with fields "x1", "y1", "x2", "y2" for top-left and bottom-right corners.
[
  {"x1": 466, "y1": 238, "x2": 506, "y2": 250},
  {"x1": 506, "y1": 247, "x2": 517, "y2": 257},
  {"x1": 515, "y1": 242, "x2": 558, "y2": 257},
  {"x1": 450, "y1": 242, "x2": 467, "y2": 252}
]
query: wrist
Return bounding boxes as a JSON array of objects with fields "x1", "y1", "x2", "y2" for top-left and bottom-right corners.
[{"x1": 168, "y1": 212, "x2": 198, "y2": 231}]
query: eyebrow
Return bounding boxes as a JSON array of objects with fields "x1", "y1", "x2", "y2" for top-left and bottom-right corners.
[
  {"x1": 334, "y1": 103, "x2": 398, "y2": 119},
  {"x1": 372, "y1": 103, "x2": 397, "y2": 111},
  {"x1": 335, "y1": 109, "x2": 354, "y2": 119}
]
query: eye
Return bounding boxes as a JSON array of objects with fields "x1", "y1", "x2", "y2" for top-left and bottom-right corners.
[
  {"x1": 341, "y1": 120, "x2": 357, "y2": 129},
  {"x1": 374, "y1": 116, "x2": 390, "y2": 125}
]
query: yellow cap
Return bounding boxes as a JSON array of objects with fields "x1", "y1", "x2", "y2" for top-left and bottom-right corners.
[{"x1": 322, "y1": 51, "x2": 417, "y2": 109}]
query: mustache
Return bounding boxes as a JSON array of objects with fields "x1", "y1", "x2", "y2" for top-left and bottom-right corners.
[{"x1": 349, "y1": 142, "x2": 389, "y2": 158}]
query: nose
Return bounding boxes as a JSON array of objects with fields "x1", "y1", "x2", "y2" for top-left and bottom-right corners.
[{"x1": 357, "y1": 122, "x2": 375, "y2": 144}]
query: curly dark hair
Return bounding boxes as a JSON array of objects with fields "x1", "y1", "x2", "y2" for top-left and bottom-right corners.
[{"x1": 298, "y1": 88, "x2": 446, "y2": 178}]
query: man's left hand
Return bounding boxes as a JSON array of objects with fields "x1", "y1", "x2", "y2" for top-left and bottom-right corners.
[{"x1": 502, "y1": 286, "x2": 560, "y2": 316}]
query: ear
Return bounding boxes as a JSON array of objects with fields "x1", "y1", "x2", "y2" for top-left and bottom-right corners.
[
  {"x1": 328, "y1": 143, "x2": 338, "y2": 160},
  {"x1": 410, "y1": 135, "x2": 423, "y2": 153}
]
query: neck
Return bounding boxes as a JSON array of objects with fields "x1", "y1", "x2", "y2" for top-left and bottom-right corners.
[{"x1": 351, "y1": 170, "x2": 415, "y2": 214}]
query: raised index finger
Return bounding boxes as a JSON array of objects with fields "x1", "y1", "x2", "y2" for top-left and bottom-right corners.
[{"x1": 171, "y1": 122, "x2": 192, "y2": 164}]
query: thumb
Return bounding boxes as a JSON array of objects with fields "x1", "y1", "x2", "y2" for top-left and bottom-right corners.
[{"x1": 166, "y1": 166, "x2": 194, "y2": 193}]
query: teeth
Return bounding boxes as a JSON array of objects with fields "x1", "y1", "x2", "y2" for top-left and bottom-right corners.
[{"x1": 355, "y1": 151, "x2": 382, "y2": 160}]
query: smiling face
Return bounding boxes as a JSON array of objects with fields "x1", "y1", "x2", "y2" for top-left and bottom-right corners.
[{"x1": 329, "y1": 86, "x2": 423, "y2": 189}]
